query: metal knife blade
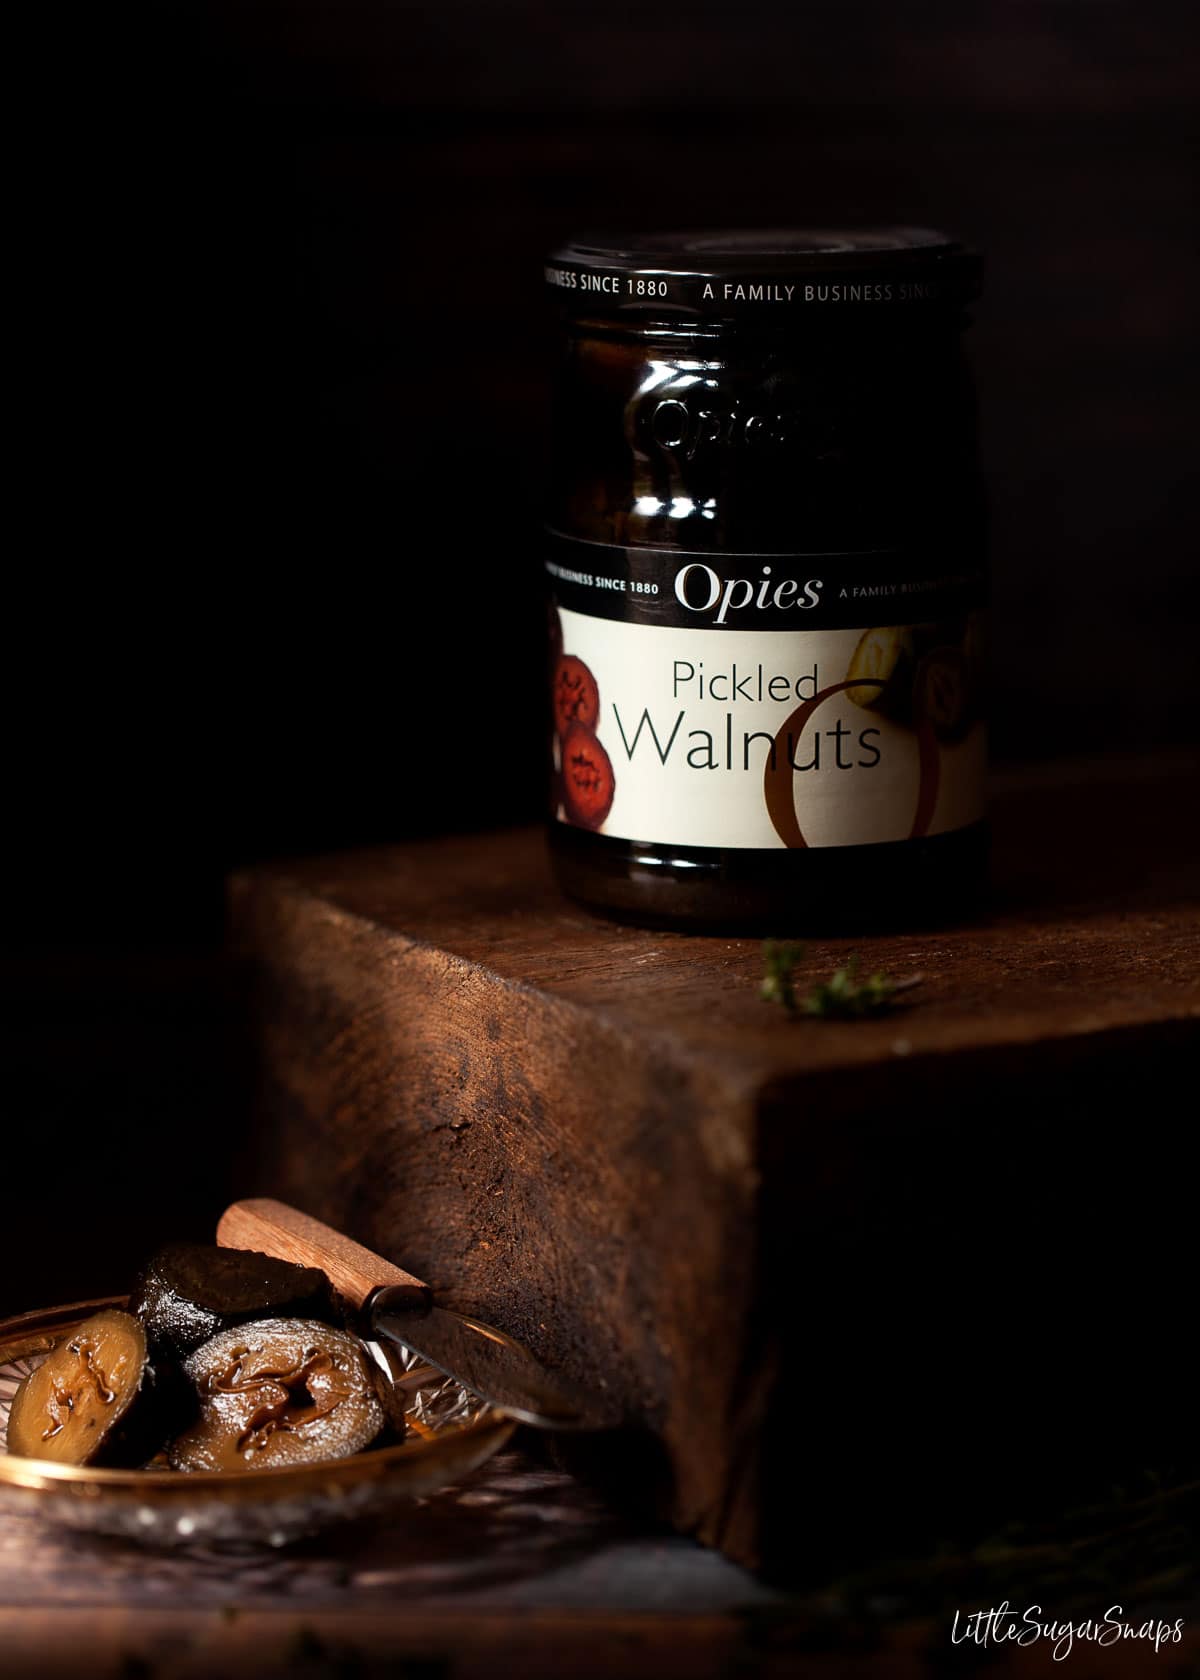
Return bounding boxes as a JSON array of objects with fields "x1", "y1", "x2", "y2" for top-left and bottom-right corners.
[{"x1": 369, "y1": 1288, "x2": 619, "y2": 1431}]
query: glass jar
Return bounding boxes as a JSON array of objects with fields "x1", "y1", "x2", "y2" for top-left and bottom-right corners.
[{"x1": 544, "y1": 229, "x2": 987, "y2": 931}]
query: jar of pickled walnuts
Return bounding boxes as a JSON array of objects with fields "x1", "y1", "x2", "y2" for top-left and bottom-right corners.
[{"x1": 544, "y1": 228, "x2": 987, "y2": 931}]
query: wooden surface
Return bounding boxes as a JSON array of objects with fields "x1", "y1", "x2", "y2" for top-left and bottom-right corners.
[
  {"x1": 0, "y1": 1444, "x2": 1194, "y2": 1678},
  {"x1": 230, "y1": 754, "x2": 1199, "y2": 1574},
  {"x1": 239, "y1": 754, "x2": 1198, "y2": 1076},
  {"x1": 0, "y1": 1447, "x2": 780, "y2": 1678},
  {"x1": 1, "y1": 1607, "x2": 1194, "y2": 1680}
]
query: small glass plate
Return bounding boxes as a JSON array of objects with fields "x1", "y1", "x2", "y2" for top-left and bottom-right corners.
[{"x1": 0, "y1": 1298, "x2": 515, "y2": 1546}]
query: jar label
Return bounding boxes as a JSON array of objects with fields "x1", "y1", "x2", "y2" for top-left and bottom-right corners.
[{"x1": 547, "y1": 534, "x2": 986, "y2": 850}]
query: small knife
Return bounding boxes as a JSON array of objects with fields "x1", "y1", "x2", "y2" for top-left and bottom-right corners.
[{"x1": 216, "y1": 1198, "x2": 616, "y2": 1431}]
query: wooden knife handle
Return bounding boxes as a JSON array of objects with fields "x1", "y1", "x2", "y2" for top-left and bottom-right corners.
[{"x1": 216, "y1": 1198, "x2": 429, "y2": 1312}]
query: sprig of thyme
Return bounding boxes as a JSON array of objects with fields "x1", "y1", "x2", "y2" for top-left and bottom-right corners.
[
  {"x1": 800, "y1": 955, "x2": 908, "y2": 1018},
  {"x1": 760, "y1": 942, "x2": 922, "y2": 1019},
  {"x1": 759, "y1": 941, "x2": 807, "y2": 1012}
]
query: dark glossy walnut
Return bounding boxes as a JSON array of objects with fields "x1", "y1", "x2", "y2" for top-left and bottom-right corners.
[{"x1": 131, "y1": 1243, "x2": 341, "y2": 1362}]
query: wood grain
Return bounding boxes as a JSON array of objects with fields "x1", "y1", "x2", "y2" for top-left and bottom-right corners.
[
  {"x1": 230, "y1": 755, "x2": 1199, "y2": 1569},
  {"x1": 217, "y1": 1197, "x2": 429, "y2": 1310},
  {"x1": 3, "y1": 1606, "x2": 1193, "y2": 1680}
]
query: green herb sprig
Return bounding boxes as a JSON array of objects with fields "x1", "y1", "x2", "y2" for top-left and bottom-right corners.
[
  {"x1": 760, "y1": 942, "x2": 922, "y2": 1019},
  {"x1": 760, "y1": 941, "x2": 806, "y2": 1012}
]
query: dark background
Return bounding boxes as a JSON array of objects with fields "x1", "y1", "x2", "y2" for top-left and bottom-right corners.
[{"x1": 5, "y1": 0, "x2": 1197, "y2": 1311}]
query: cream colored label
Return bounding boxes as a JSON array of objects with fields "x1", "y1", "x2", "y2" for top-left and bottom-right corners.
[{"x1": 553, "y1": 611, "x2": 986, "y2": 849}]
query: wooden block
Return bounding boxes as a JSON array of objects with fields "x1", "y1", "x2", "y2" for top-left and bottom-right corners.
[{"x1": 230, "y1": 754, "x2": 1199, "y2": 1571}]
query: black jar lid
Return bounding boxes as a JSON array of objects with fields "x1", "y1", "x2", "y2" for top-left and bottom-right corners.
[{"x1": 546, "y1": 227, "x2": 981, "y2": 324}]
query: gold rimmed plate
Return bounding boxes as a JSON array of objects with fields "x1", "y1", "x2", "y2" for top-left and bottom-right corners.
[{"x1": 0, "y1": 1297, "x2": 516, "y2": 1546}]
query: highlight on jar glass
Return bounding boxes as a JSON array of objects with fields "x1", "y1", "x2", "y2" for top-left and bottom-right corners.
[{"x1": 543, "y1": 228, "x2": 989, "y2": 932}]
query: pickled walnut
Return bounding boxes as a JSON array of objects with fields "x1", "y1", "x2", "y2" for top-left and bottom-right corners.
[
  {"x1": 553, "y1": 654, "x2": 600, "y2": 739},
  {"x1": 5, "y1": 1309, "x2": 166, "y2": 1467},
  {"x1": 170, "y1": 1318, "x2": 385, "y2": 1471},
  {"x1": 561, "y1": 723, "x2": 615, "y2": 830},
  {"x1": 845, "y1": 626, "x2": 916, "y2": 721},
  {"x1": 131, "y1": 1242, "x2": 339, "y2": 1362}
]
